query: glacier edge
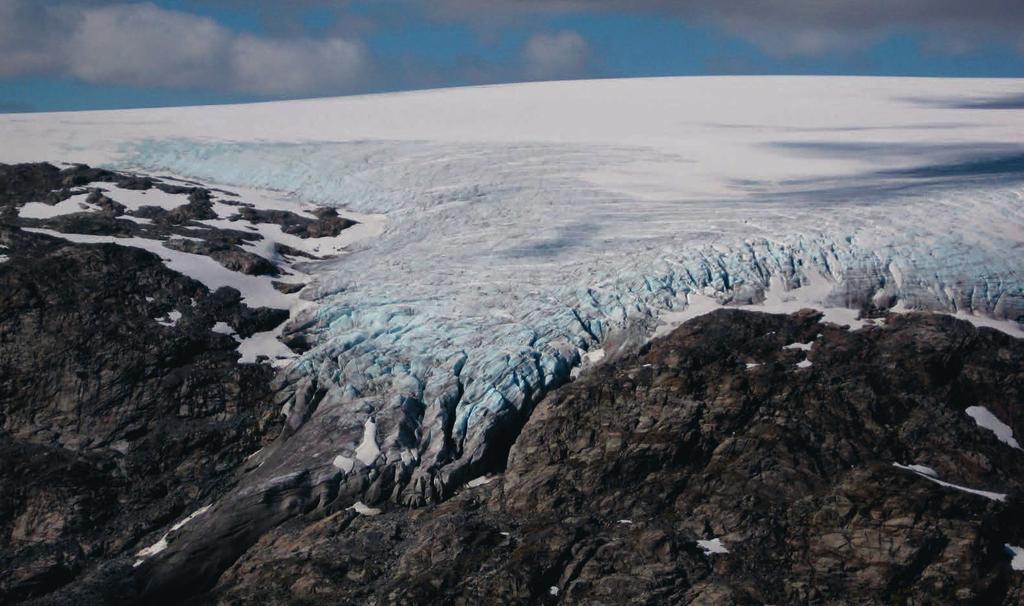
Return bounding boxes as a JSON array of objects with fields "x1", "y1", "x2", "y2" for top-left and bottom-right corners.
[{"x1": 118, "y1": 138, "x2": 1024, "y2": 504}]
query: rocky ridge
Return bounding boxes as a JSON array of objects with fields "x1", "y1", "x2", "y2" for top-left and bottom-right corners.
[{"x1": 0, "y1": 163, "x2": 361, "y2": 603}]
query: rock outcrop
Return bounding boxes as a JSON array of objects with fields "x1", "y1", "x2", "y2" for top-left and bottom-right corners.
[
  {"x1": 0, "y1": 165, "x2": 296, "y2": 603},
  {"x1": 184, "y1": 310, "x2": 1023, "y2": 605}
]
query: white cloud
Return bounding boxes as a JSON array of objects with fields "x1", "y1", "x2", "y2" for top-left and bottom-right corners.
[
  {"x1": 432, "y1": 0, "x2": 1024, "y2": 57},
  {"x1": 66, "y1": 3, "x2": 227, "y2": 88},
  {"x1": 229, "y1": 35, "x2": 365, "y2": 96},
  {"x1": 0, "y1": 0, "x2": 70, "y2": 77},
  {"x1": 3, "y1": 0, "x2": 1023, "y2": 100},
  {"x1": 0, "y1": 0, "x2": 368, "y2": 96},
  {"x1": 522, "y1": 30, "x2": 591, "y2": 80}
]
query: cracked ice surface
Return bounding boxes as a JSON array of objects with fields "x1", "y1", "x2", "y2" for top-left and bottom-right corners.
[
  {"x1": 122, "y1": 141, "x2": 1024, "y2": 501},
  {"x1": 2, "y1": 77, "x2": 1024, "y2": 502}
]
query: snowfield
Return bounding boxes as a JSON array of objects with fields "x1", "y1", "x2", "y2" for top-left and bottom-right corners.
[{"x1": 2, "y1": 76, "x2": 1023, "y2": 495}]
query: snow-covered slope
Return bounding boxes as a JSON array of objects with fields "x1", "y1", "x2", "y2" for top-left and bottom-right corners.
[{"x1": 3, "y1": 76, "x2": 1023, "y2": 497}]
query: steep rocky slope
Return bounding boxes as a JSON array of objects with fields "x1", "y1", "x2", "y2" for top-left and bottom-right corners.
[
  {"x1": 192, "y1": 310, "x2": 1021, "y2": 605},
  {"x1": 0, "y1": 163, "x2": 319, "y2": 603},
  {"x1": 0, "y1": 227, "x2": 285, "y2": 604}
]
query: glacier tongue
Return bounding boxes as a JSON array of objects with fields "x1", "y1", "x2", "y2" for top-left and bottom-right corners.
[
  {"x1": 4, "y1": 75, "x2": 1024, "y2": 593},
  {"x1": 119, "y1": 135, "x2": 1024, "y2": 503}
]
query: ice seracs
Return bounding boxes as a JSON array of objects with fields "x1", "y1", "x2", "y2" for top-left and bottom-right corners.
[{"x1": 2, "y1": 76, "x2": 1023, "y2": 498}]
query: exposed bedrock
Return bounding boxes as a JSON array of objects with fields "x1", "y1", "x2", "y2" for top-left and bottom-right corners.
[
  {"x1": 155, "y1": 309, "x2": 1024, "y2": 605},
  {"x1": 0, "y1": 227, "x2": 285, "y2": 604},
  {"x1": 0, "y1": 165, "x2": 307, "y2": 603},
  {"x1": 1, "y1": 162, "x2": 362, "y2": 286}
]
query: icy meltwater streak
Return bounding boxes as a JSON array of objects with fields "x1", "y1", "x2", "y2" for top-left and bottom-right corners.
[
  {"x1": 892, "y1": 463, "x2": 1007, "y2": 502},
  {"x1": 134, "y1": 505, "x2": 211, "y2": 566}
]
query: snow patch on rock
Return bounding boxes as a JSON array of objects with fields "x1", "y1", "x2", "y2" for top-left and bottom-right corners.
[
  {"x1": 1007, "y1": 544, "x2": 1024, "y2": 571},
  {"x1": 966, "y1": 406, "x2": 1022, "y2": 450},
  {"x1": 349, "y1": 501, "x2": 382, "y2": 516},
  {"x1": 19, "y1": 194, "x2": 97, "y2": 219},
  {"x1": 155, "y1": 310, "x2": 182, "y2": 327},
  {"x1": 697, "y1": 538, "x2": 729, "y2": 555},
  {"x1": 355, "y1": 418, "x2": 380, "y2": 466},
  {"x1": 332, "y1": 455, "x2": 355, "y2": 474},
  {"x1": 783, "y1": 341, "x2": 813, "y2": 351},
  {"x1": 893, "y1": 463, "x2": 1006, "y2": 502}
]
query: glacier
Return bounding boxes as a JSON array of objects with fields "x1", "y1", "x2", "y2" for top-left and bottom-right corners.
[{"x1": 1, "y1": 76, "x2": 1023, "y2": 507}]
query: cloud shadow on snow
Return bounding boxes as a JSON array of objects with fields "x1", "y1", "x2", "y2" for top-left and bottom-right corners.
[
  {"x1": 501, "y1": 221, "x2": 599, "y2": 259},
  {"x1": 904, "y1": 92, "x2": 1024, "y2": 110},
  {"x1": 746, "y1": 141, "x2": 1024, "y2": 205}
]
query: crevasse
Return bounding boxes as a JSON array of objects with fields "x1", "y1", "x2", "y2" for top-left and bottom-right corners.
[{"x1": 121, "y1": 138, "x2": 1024, "y2": 502}]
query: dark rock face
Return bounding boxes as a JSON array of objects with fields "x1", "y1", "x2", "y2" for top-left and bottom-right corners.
[
  {"x1": 200, "y1": 310, "x2": 1023, "y2": 605},
  {"x1": 0, "y1": 163, "x2": 134, "y2": 209},
  {"x1": 0, "y1": 164, "x2": 67, "y2": 207},
  {"x1": 0, "y1": 168, "x2": 292, "y2": 604},
  {"x1": 163, "y1": 238, "x2": 279, "y2": 277},
  {"x1": 0, "y1": 227, "x2": 286, "y2": 604},
  {"x1": 233, "y1": 207, "x2": 355, "y2": 239}
]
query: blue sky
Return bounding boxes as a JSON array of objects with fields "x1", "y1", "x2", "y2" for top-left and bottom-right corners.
[{"x1": 2, "y1": 0, "x2": 1024, "y2": 113}]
